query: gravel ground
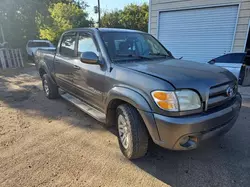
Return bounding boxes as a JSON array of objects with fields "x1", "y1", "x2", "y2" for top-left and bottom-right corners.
[{"x1": 0, "y1": 66, "x2": 250, "y2": 187}]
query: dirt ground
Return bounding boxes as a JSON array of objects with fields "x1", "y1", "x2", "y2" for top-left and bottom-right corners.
[{"x1": 0, "y1": 66, "x2": 250, "y2": 187}]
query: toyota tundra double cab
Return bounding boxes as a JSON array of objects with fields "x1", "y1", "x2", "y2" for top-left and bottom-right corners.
[{"x1": 35, "y1": 28, "x2": 242, "y2": 159}]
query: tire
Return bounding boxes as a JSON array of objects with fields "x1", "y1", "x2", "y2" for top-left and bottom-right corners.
[
  {"x1": 116, "y1": 104, "x2": 148, "y2": 159},
  {"x1": 32, "y1": 53, "x2": 36, "y2": 64},
  {"x1": 42, "y1": 74, "x2": 59, "y2": 99},
  {"x1": 238, "y1": 66, "x2": 245, "y2": 85}
]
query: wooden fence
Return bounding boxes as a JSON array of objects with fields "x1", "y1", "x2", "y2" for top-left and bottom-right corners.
[{"x1": 0, "y1": 48, "x2": 24, "y2": 69}]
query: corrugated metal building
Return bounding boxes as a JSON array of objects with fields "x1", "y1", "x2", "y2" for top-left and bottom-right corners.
[{"x1": 149, "y1": 0, "x2": 250, "y2": 63}]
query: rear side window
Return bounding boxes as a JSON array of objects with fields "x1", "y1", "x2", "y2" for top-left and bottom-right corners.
[
  {"x1": 215, "y1": 53, "x2": 245, "y2": 64},
  {"x1": 60, "y1": 33, "x2": 77, "y2": 57},
  {"x1": 77, "y1": 33, "x2": 98, "y2": 56}
]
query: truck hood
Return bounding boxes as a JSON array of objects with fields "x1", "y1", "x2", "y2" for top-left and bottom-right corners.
[{"x1": 117, "y1": 58, "x2": 236, "y2": 92}]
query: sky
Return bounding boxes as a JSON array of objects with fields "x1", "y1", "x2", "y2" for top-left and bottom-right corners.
[{"x1": 85, "y1": 0, "x2": 148, "y2": 21}]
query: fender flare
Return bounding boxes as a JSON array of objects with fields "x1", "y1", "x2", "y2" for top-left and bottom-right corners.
[
  {"x1": 105, "y1": 87, "x2": 161, "y2": 142},
  {"x1": 105, "y1": 87, "x2": 151, "y2": 112},
  {"x1": 38, "y1": 63, "x2": 57, "y2": 85}
]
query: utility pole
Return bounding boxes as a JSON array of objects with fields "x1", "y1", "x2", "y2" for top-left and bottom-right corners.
[
  {"x1": 98, "y1": 0, "x2": 101, "y2": 27},
  {"x1": 0, "y1": 24, "x2": 5, "y2": 43}
]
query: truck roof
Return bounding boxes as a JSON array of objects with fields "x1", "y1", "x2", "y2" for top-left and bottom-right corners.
[
  {"x1": 28, "y1": 40, "x2": 51, "y2": 42},
  {"x1": 67, "y1": 28, "x2": 145, "y2": 33}
]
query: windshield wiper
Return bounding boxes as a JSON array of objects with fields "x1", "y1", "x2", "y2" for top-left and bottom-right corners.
[
  {"x1": 149, "y1": 52, "x2": 168, "y2": 57},
  {"x1": 116, "y1": 54, "x2": 152, "y2": 60}
]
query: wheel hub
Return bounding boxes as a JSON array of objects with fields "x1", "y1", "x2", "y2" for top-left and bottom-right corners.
[
  {"x1": 43, "y1": 80, "x2": 49, "y2": 96},
  {"x1": 118, "y1": 115, "x2": 130, "y2": 149}
]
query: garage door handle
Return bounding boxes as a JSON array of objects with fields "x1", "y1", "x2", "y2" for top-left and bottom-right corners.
[{"x1": 74, "y1": 65, "x2": 80, "y2": 70}]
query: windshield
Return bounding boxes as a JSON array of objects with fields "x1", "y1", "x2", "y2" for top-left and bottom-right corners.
[
  {"x1": 28, "y1": 42, "x2": 53, "y2": 48},
  {"x1": 101, "y1": 32, "x2": 173, "y2": 62}
]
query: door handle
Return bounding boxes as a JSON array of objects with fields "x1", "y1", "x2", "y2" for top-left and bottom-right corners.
[{"x1": 74, "y1": 65, "x2": 80, "y2": 70}]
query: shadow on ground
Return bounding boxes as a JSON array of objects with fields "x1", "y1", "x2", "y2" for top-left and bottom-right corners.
[
  {"x1": 0, "y1": 71, "x2": 112, "y2": 134},
  {"x1": 0, "y1": 68, "x2": 250, "y2": 187}
]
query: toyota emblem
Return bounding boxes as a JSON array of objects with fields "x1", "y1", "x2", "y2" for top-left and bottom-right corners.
[{"x1": 226, "y1": 87, "x2": 234, "y2": 97}]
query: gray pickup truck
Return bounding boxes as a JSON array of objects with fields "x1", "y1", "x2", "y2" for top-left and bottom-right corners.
[{"x1": 35, "y1": 28, "x2": 242, "y2": 159}]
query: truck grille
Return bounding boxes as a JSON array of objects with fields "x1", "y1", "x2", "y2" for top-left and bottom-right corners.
[{"x1": 207, "y1": 81, "x2": 237, "y2": 110}]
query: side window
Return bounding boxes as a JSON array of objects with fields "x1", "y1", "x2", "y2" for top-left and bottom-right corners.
[
  {"x1": 214, "y1": 54, "x2": 229, "y2": 63},
  {"x1": 215, "y1": 54, "x2": 245, "y2": 64},
  {"x1": 60, "y1": 33, "x2": 77, "y2": 57},
  {"x1": 227, "y1": 54, "x2": 245, "y2": 63},
  {"x1": 77, "y1": 33, "x2": 98, "y2": 56}
]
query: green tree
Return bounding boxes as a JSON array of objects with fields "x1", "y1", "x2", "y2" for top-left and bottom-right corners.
[
  {"x1": 38, "y1": 2, "x2": 92, "y2": 44},
  {"x1": 0, "y1": 0, "x2": 91, "y2": 48},
  {"x1": 101, "y1": 3, "x2": 149, "y2": 32},
  {"x1": 120, "y1": 3, "x2": 148, "y2": 32},
  {"x1": 101, "y1": 10, "x2": 123, "y2": 28},
  {"x1": 0, "y1": 0, "x2": 43, "y2": 48}
]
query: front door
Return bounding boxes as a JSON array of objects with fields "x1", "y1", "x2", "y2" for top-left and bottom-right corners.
[
  {"x1": 54, "y1": 32, "x2": 78, "y2": 91},
  {"x1": 73, "y1": 32, "x2": 106, "y2": 111}
]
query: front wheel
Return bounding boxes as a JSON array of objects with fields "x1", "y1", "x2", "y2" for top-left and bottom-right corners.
[{"x1": 116, "y1": 104, "x2": 148, "y2": 159}]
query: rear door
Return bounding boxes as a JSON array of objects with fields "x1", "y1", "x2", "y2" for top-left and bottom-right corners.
[
  {"x1": 54, "y1": 32, "x2": 78, "y2": 91},
  {"x1": 73, "y1": 31, "x2": 106, "y2": 111},
  {"x1": 213, "y1": 53, "x2": 245, "y2": 79}
]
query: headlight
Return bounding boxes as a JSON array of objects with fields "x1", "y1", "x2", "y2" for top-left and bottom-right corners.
[
  {"x1": 151, "y1": 90, "x2": 201, "y2": 111},
  {"x1": 175, "y1": 90, "x2": 201, "y2": 111}
]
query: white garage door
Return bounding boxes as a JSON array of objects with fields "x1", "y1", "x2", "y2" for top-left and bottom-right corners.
[{"x1": 158, "y1": 5, "x2": 239, "y2": 63}]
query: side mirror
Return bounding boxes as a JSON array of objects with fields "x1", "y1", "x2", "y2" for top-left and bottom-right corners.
[{"x1": 80, "y1": 51, "x2": 99, "y2": 65}]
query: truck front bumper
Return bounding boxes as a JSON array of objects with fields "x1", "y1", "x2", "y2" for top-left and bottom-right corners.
[{"x1": 140, "y1": 93, "x2": 242, "y2": 150}]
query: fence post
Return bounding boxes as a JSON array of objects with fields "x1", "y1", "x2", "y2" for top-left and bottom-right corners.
[
  {"x1": 6, "y1": 49, "x2": 12, "y2": 67},
  {"x1": 0, "y1": 49, "x2": 6, "y2": 69},
  {"x1": 5, "y1": 49, "x2": 12, "y2": 68},
  {"x1": 11, "y1": 49, "x2": 17, "y2": 67},
  {"x1": 18, "y1": 49, "x2": 24, "y2": 67},
  {"x1": 9, "y1": 49, "x2": 15, "y2": 67},
  {"x1": 14, "y1": 49, "x2": 19, "y2": 67}
]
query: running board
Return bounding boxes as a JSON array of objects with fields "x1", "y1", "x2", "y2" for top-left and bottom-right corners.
[{"x1": 61, "y1": 93, "x2": 106, "y2": 123}]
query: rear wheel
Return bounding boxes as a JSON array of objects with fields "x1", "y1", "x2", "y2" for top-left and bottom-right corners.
[
  {"x1": 28, "y1": 55, "x2": 32, "y2": 61},
  {"x1": 116, "y1": 104, "x2": 148, "y2": 159},
  {"x1": 32, "y1": 53, "x2": 35, "y2": 64},
  {"x1": 42, "y1": 74, "x2": 59, "y2": 99}
]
